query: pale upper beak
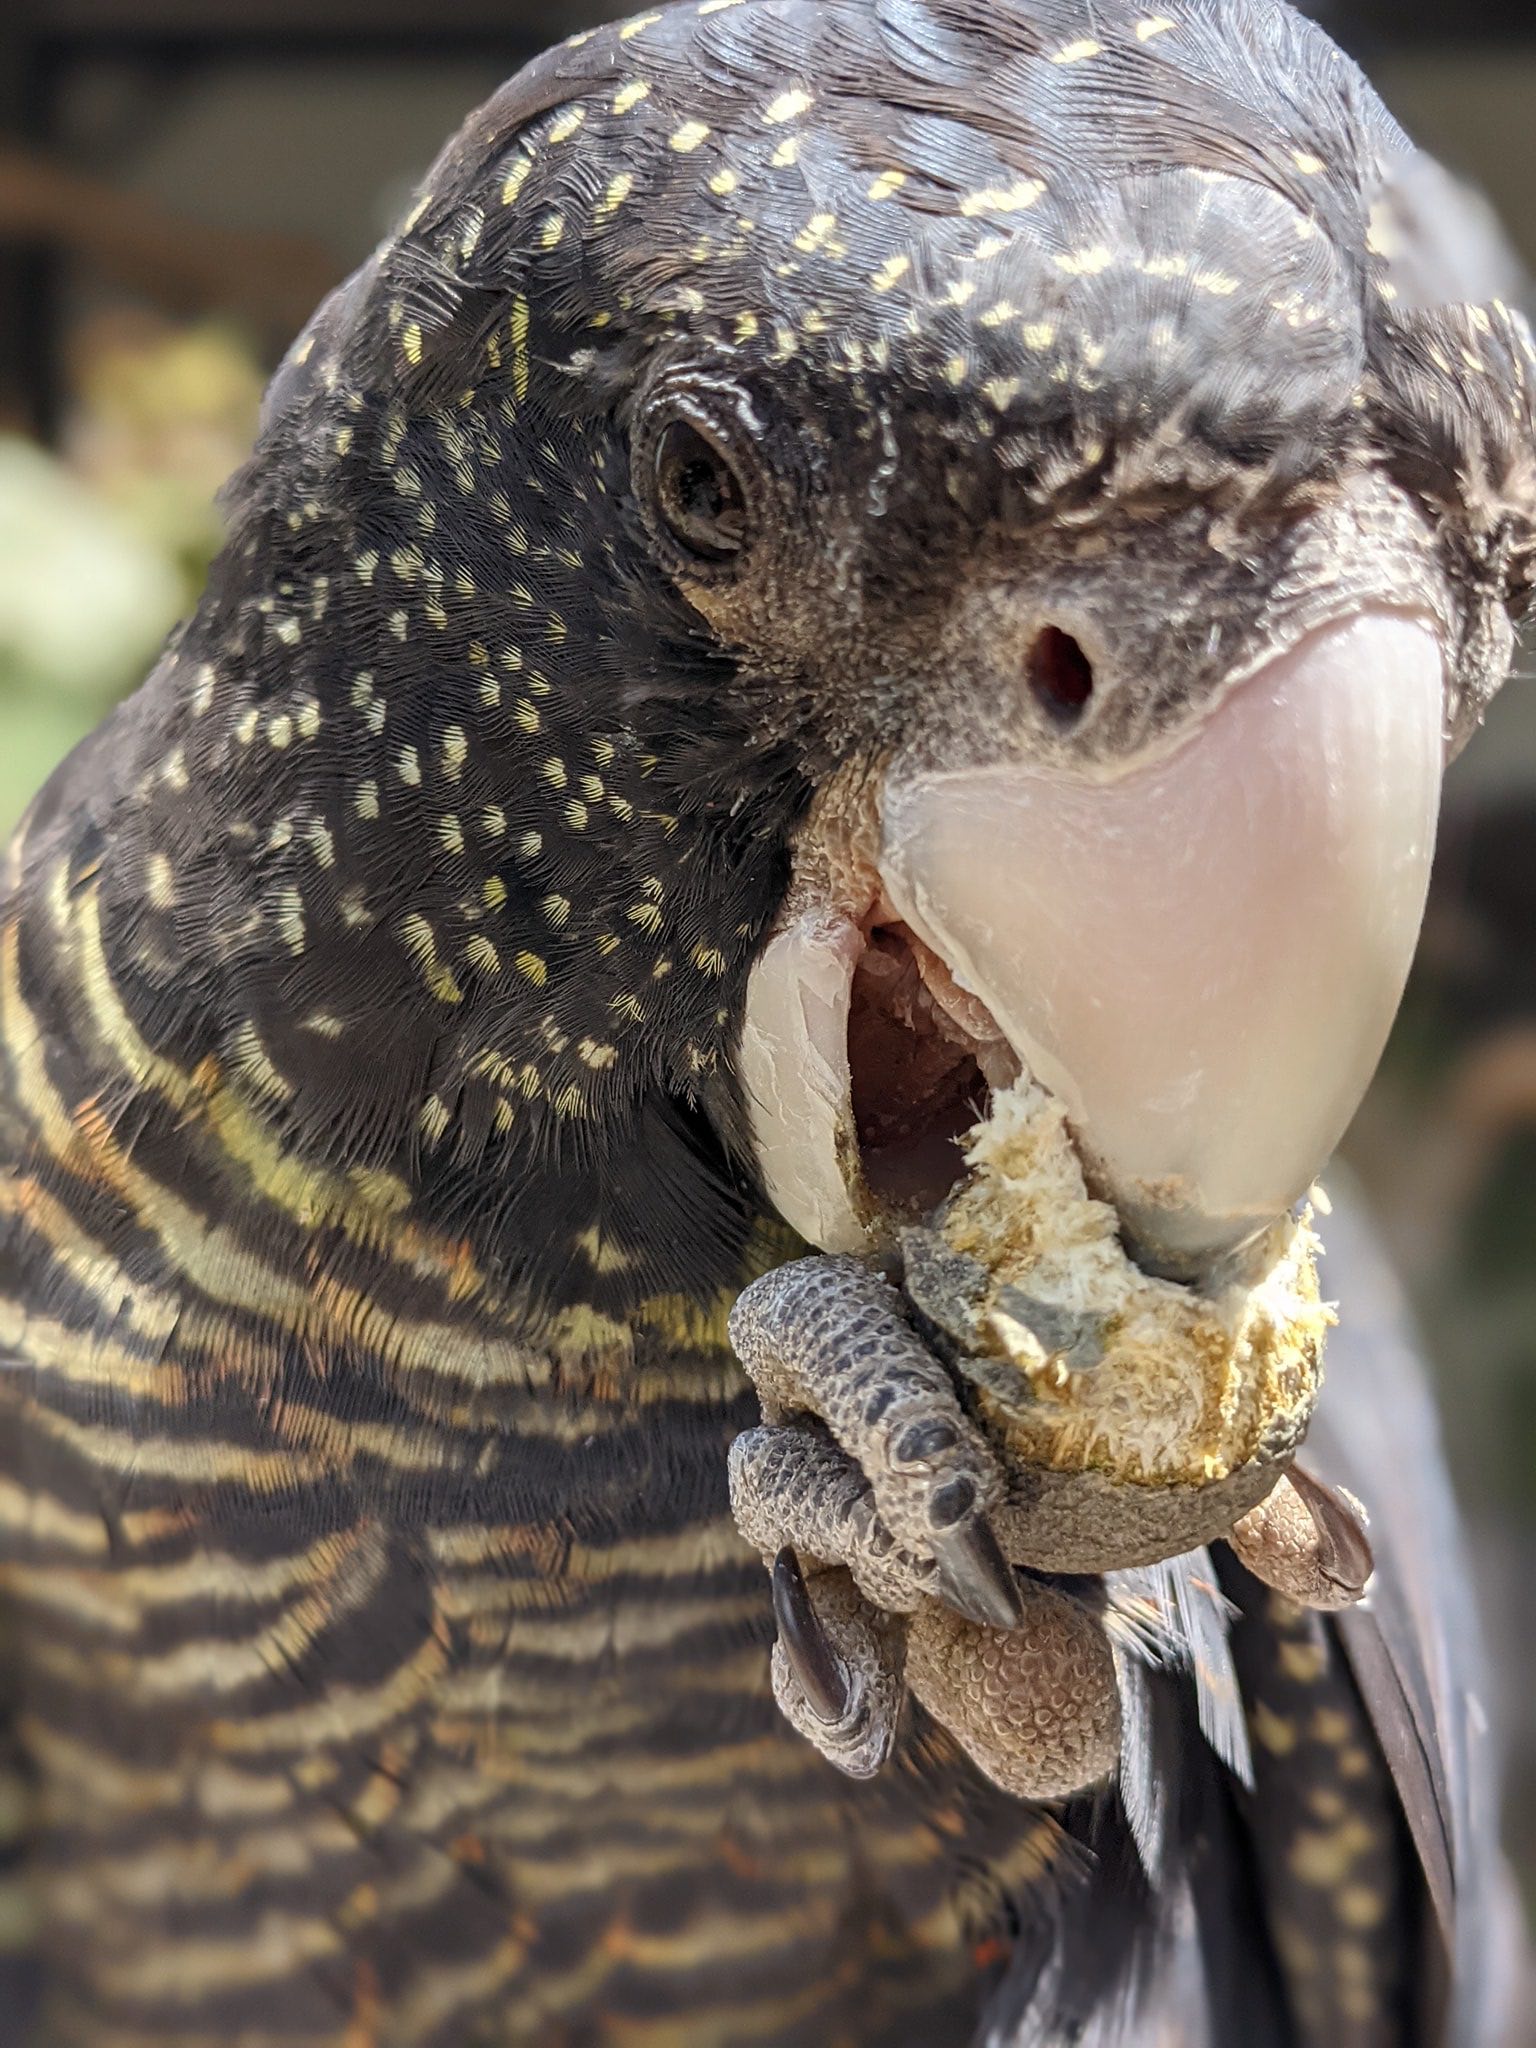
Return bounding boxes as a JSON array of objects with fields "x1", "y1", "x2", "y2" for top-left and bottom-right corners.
[{"x1": 742, "y1": 608, "x2": 1446, "y2": 1278}]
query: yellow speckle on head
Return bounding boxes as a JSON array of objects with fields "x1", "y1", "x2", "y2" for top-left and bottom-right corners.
[
  {"x1": 307, "y1": 822, "x2": 336, "y2": 868},
  {"x1": 517, "y1": 831, "x2": 542, "y2": 860},
  {"x1": 542, "y1": 757, "x2": 568, "y2": 792},
  {"x1": 613, "y1": 80, "x2": 650, "y2": 114},
  {"x1": 465, "y1": 935, "x2": 502, "y2": 975},
  {"x1": 276, "y1": 885, "x2": 306, "y2": 958},
  {"x1": 191, "y1": 663, "x2": 217, "y2": 716},
  {"x1": 437, "y1": 814, "x2": 465, "y2": 856},
  {"x1": 943, "y1": 355, "x2": 970, "y2": 387},
  {"x1": 420, "y1": 1096, "x2": 452, "y2": 1143},
  {"x1": 481, "y1": 805, "x2": 507, "y2": 839},
  {"x1": 983, "y1": 376, "x2": 1021, "y2": 411},
  {"x1": 548, "y1": 107, "x2": 586, "y2": 145},
  {"x1": 960, "y1": 178, "x2": 1045, "y2": 216},
  {"x1": 770, "y1": 135, "x2": 801, "y2": 168},
  {"x1": 516, "y1": 950, "x2": 548, "y2": 987},
  {"x1": 501, "y1": 157, "x2": 532, "y2": 206},
  {"x1": 1052, "y1": 36, "x2": 1102, "y2": 61},
  {"x1": 671, "y1": 120, "x2": 711, "y2": 153},
  {"x1": 794, "y1": 213, "x2": 837, "y2": 253},
  {"x1": 542, "y1": 894, "x2": 572, "y2": 928},
  {"x1": 733, "y1": 311, "x2": 760, "y2": 343},
  {"x1": 396, "y1": 746, "x2": 421, "y2": 786},
  {"x1": 483, "y1": 876, "x2": 508, "y2": 911},
  {"x1": 1056, "y1": 245, "x2": 1115, "y2": 277},
  {"x1": 441, "y1": 726, "x2": 468, "y2": 780},
  {"x1": 147, "y1": 852, "x2": 176, "y2": 910},
  {"x1": 870, "y1": 253, "x2": 911, "y2": 293},
  {"x1": 510, "y1": 298, "x2": 531, "y2": 404},
  {"x1": 340, "y1": 886, "x2": 373, "y2": 930},
  {"x1": 691, "y1": 943, "x2": 728, "y2": 976},
  {"x1": 763, "y1": 88, "x2": 813, "y2": 125},
  {"x1": 402, "y1": 322, "x2": 424, "y2": 366},
  {"x1": 355, "y1": 781, "x2": 380, "y2": 821},
  {"x1": 1293, "y1": 150, "x2": 1325, "y2": 175},
  {"x1": 620, "y1": 9, "x2": 663, "y2": 36},
  {"x1": 1020, "y1": 320, "x2": 1057, "y2": 350},
  {"x1": 1136, "y1": 13, "x2": 1177, "y2": 38},
  {"x1": 296, "y1": 699, "x2": 321, "y2": 739},
  {"x1": 539, "y1": 212, "x2": 566, "y2": 249},
  {"x1": 264, "y1": 714, "x2": 292, "y2": 750},
  {"x1": 708, "y1": 167, "x2": 740, "y2": 196},
  {"x1": 868, "y1": 170, "x2": 907, "y2": 202},
  {"x1": 597, "y1": 172, "x2": 635, "y2": 219},
  {"x1": 1194, "y1": 269, "x2": 1240, "y2": 296}
]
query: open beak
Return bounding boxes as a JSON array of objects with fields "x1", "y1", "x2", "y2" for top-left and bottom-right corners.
[{"x1": 743, "y1": 609, "x2": 1446, "y2": 1278}]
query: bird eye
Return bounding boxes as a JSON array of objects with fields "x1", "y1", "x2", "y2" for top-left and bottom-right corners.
[{"x1": 652, "y1": 416, "x2": 750, "y2": 566}]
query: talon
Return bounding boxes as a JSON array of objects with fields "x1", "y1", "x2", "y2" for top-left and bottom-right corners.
[
  {"x1": 1288, "y1": 1464, "x2": 1375, "y2": 1602},
  {"x1": 1226, "y1": 1466, "x2": 1374, "y2": 1610},
  {"x1": 771, "y1": 1548, "x2": 852, "y2": 1724},
  {"x1": 929, "y1": 1516, "x2": 1026, "y2": 1632},
  {"x1": 894, "y1": 1418, "x2": 960, "y2": 1466}
]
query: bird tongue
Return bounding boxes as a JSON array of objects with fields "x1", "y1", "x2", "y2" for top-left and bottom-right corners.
[{"x1": 878, "y1": 611, "x2": 1446, "y2": 1277}]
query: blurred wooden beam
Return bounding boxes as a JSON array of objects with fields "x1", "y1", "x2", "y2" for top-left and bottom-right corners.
[
  {"x1": 0, "y1": 144, "x2": 341, "y2": 342},
  {"x1": 18, "y1": 0, "x2": 1536, "y2": 45},
  {"x1": 27, "y1": 0, "x2": 605, "y2": 47}
]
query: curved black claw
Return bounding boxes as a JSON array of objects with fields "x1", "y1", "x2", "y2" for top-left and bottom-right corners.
[
  {"x1": 1290, "y1": 1464, "x2": 1375, "y2": 1602},
  {"x1": 772, "y1": 1548, "x2": 852, "y2": 1725},
  {"x1": 930, "y1": 1514, "x2": 1026, "y2": 1633}
]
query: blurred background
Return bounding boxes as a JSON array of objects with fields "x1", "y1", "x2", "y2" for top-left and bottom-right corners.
[{"x1": 1, "y1": 0, "x2": 1534, "y2": 1934}]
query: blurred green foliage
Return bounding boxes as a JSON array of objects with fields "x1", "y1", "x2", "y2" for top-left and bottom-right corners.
[{"x1": 0, "y1": 316, "x2": 263, "y2": 834}]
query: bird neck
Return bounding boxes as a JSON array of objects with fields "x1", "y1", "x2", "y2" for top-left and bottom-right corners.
[{"x1": 2, "y1": 557, "x2": 792, "y2": 1349}]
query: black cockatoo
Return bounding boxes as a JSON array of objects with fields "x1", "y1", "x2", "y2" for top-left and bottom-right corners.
[{"x1": 0, "y1": 2, "x2": 1532, "y2": 2043}]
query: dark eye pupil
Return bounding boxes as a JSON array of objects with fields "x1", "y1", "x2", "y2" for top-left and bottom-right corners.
[
  {"x1": 656, "y1": 420, "x2": 747, "y2": 562},
  {"x1": 677, "y1": 456, "x2": 732, "y2": 527}
]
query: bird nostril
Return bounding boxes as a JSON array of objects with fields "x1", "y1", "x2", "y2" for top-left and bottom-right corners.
[{"x1": 1027, "y1": 627, "x2": 1095, "y2": 724}]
